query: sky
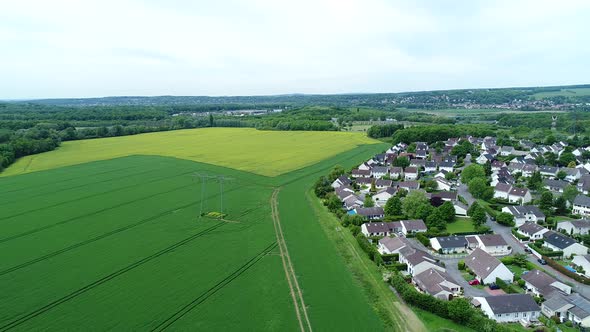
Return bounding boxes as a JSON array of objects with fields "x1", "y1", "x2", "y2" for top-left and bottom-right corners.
[{"x1": 1, "y1": 0, "x2": 590, "y2": 99}]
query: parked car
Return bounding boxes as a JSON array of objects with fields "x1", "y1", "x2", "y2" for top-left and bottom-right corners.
[
  {"x1": 468, "y1": 279, "x2": 480, "y2": 285},
  {"x1": 489, "y1": 283, "x2": 500, "y2": 290},
  {"x1": 524, "y1": 248, "x2": 532, "y2": 253},
  {"x1": 538, "y1": 258, "x2": 547, "y2": 265}
]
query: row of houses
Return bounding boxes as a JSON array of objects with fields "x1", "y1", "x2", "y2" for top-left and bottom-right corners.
[
  {"x1": 361, "y1": 220, "x2": 427, "y2": 238},
  {"x1": 516, "y1": 224, "x2": 589, "y2": 258},
  {"x1": 430, "y1": 234, "x2": 510, "y2": 255}
]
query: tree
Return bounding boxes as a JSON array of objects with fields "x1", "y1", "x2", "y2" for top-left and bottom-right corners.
[
  {"x1": 556, "y1": 170, "x2": 567, "y2": 181},
  {"x1": 451, "y1": 141, "x2": 476, "y2": 159},
  {"x1": 539, "y1": 192, "x2": 554, "y2": 215},
  {"x1": 328, "y1": 165, "x2": 345, "y2": 182},
  {"x1": 426, "y1": 208, "x2": 447, "y2": 230},
  {"x1": 364, "y1": 195, "x2": 375, "y2": 208},
  {"x1": 461, "y1": 164, "x2": 486, "y2": 184},
  {"x1": 447, "y1": 298, "x2": 472, "y2": 324},
  {"x1": 439, "y1": 201, "x2": 456, "y2": 223},
  {"x1": 544, "y1": 134, "x2": 556, "y2": 145},
  {"x1": 471, "y1": 207, "x2": 487, "y2": 227},
  {"x1": 468, "y1": 178, "x2": 493, "y2": 200},
  {"x1": 326, "y1": 194, "x2": 342, "y2": 211},
  {"x1": 392, "y1": 156, "x2": 410, "y2": 168},
  {"x1": 384, "y1": 196, "x2": 402, "y2": 216},
  {"x1": 558, "y1": 152, "x2": 576, "y2": 167},
  {"x1": 554, "y1": 196, "x2": 568, "y2": 215},
  {"x1": 467, "y1": 201, "x2": 481, "y2": 217},
  {"x1": 544, "y1": 152, "x2": 557, "y2": 166},
  {"x1": 314, "y1": 176, "x2": 333, "y2": 198},
  {"x1": 444, "y1": 172, "x2": 457, "y2": 181},
  {"x1": 209, "y1": 113, "x2": 214, "y2": 127},
  {"x1": 424, "y1": 180, "x2": 438, "y2": 192},
  {"x1": 527, "y1": 171, "x2": 542, "y2": 191},
  {"x1": 568, "y1": 161, "x2": 577, "y2": 168},
  {"x1": 402, "y1": 191, "x2": 431, "y2": 219},
  {"x1": 512, "y1": 253, "x2": 528, "y2": 267},
  {"x1": 496, "y1": 212, "x2": 515, "y2": 227}
]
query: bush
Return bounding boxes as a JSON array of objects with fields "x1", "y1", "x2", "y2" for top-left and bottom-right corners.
[
  {"x1": 416, "y1": 233, "x2": 430, "y2": 247},
  {"x1": 458, "y1": 260, "x2": 466, "y2": 270},
  {"x1": 496, "y1": 212, "x2": 515, "y2": 227},
  {"x1": 543, "y1": 256, "x2": 590, "y2": 285},
  {"x1": 517, "y1": 279, "x2": 525, "y2": 287},
  {"x1": 511, "y1": 228, "x2": 530, "y2": 241}
]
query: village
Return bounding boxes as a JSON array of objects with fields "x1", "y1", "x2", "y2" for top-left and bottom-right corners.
[{"x1": 321, "y1": 135, "x2": 590, "y2": 330}]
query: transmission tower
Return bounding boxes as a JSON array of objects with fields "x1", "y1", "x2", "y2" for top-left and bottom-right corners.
[{"x1": 192, "y1": 173, "x2": 234, "y2": 217}]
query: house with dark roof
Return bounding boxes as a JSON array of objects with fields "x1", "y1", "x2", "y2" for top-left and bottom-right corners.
[
  {"x1": 578, "y1": 175, "x2": 590, "y2": 195},
  {"x1": 354, "y1": 207, "x2": 385, "y2": 220},
  {"x1": 473, "y1": 234, "x2": 510, "y2": 255},
  {"x1": 399, "y1": 219, "x2": 427, "y2": 235},
  {"x1": 396, "y1": 181, "x2": 420, "y2": 191},
  {"x1": 562, "y1": 167, "x2": 582, "y2": 183},
  {"x1": 502, "y1": 205, "x2": 546, "y2": 226},
  {"x1": 424, "y1": 161, "x2": 437, "y2": 173},
  {"x1": 375, "y1": 179, "x2": 393, "y2": 189},
  {"x1": 543, "y1": 231, "x2": 588, "y2": 258},
  {"x1": 377, "y1": 236, "x2": 411, "y2": 254},
  {"x1": 352, "y1": 169, "x2": 371, "y2": 178},
  {"x1": 372, "y1": 187, "x2": 396, "y2": 207},
  {"x1": 370, "y1": 166, "x2": 388, "y2": 179},
  {"x1": 573, "y1": 195, "x2": 590, "y2": 217},
  {"x1": 389, "y1": 166, "x2": 402, "y2": 179},
  {"x1": 542, "y1": 293, "x2": 590, "y2": 328},
  {"x1": 540, "y1": 166, "x2": 559, "y2": 178},
  {"x1": 399, "y1": 247, "x2": 444, "y2": 276},
  {"x1": 521, "y1": 269, "x2": 571, "y2": 297},
  {"x1": 343, "y1": 195, "x2": 363, "y2": 210},
  {"x1": 557, "y1": 219, "x2": 590, "y2": 235},
  {"x1": 331, "y1": 175, "x2": 352, "y2": 189},
  {"x1": 494, "y1": 183, "x2": 512, "y2": 200},
  {"x1": 517, "y1": 223, "x2": 548, "y2": 240},
  {"x1": 508, "y1": 187, "x2": 532, "y2": 204},
  {"x1": 413, "y1": 268, "x2": 462, "y2": 301},
  {"x1": 543, "y1": 179, "x2": 569, "y2": 193},
  {"x1": 404, "y1": 167, "x2": 419, "y2": 181},
  {"x1": 430, "y1": 236, "x2": 468, "y2": 254},
  {"x1": 464, "y1": 248, "x2": 513, "y2": 284},
  {"x1": 427, "y1": 191, "x2": 457, "y2": 202},
  {"x1": 474, "y1": 294, "x2": 540, "y2": 323},
  {"x1": 438, "y1": 161, "x2": 455, "y2": 173},
  {"x1": 360, "y1": 221, "x2": 400, "y2": 237}
]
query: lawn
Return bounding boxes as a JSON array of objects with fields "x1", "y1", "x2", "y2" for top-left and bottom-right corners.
[
  {"x1": 446, "y1": 217, "x2": 476, "y2": 234},
  {"x1": 411, "y1": 307, "x2": 474, "y2": 332},
  {"x1": 1, "y1": 127, "x2": 378, "y2": 177},
  {"x1": 0, "y1": 137, "x2": 418, "y2": 331}
]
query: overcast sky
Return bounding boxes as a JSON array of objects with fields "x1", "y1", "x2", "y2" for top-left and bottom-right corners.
[{"x1": 1, "y1": 0, "x2": 589, "y2": 99}]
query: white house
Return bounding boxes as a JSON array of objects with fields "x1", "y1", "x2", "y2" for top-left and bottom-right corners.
[
  {"x1": 572, "y1": 255, "x2": 590, "y2": 278},
  {"x1": 542, "y1": 293, "x2": 590, "y2": 328},
  {"x1": 453, "y1": 201, "x2": 468, "y2": 216},
  {"x1": 508, "y1": 187, "x2": 532, "y2": 204},
  {"x1": 361, "y1": 221, "x2": 400, "y2": 237},
  {"x1": 399, "y1": 219, "x2": 427, "y2": 235},
  {"x1": 557, "y1": 219, "x2": 590, "y2": 236},
  {"x1": 517, "y1": 223, "x2": 549, "y2": 240},
  {"x1": 377, "y1": 236, "x2": 411, "y2": 255},
  {"x1": 435, "y1": 177, "x2": 453, "y2": 191},
  {"x1": 413, "y1": 268, "x2": 462, "y2": 301},
  {"x1": 474, "y1": 294, "x2": 540, "y2": 323},
  {"x1": 404, "y1": 167, "x2": 419, "y2": 181},
  {"x1": 573, "y1": 195, "x2": 590, "y2": 217},
  {"x1": 494, "y1": 183, "x2": 512, "y2": 200},
  {"x1": 370, "y1": 166, "x2": 388, "y2": 179},
  {"x1": 331, "y1": 175, "x2": 352, "y2": 189},
  {"x1": 474, "y1": 234, "x2": 510, "y2": 255},
  {"x1": 502, "y1": 206, "x2": 546, "y2": 226},
  {"x1": 399, "y1": 247, "x2": 445, "y2": 276},
  {"x1": 465, "y1": 248, "x2": 514, "y2": 284},
  {"x1": 372, "y1": 187, "x2": 396, "y2": 207},
  {"x1": 389, "y1": 166, "x2": 403, "y2": 179},
  {"x1": 430, "y1": 236, "x2": 467, "y2": 254},
  {"x1": 358, "y1": 162, "x2": 371, "y2": 171},
  {"x1": 543, "y1": 231, "x2": 589, "y2": 258}
]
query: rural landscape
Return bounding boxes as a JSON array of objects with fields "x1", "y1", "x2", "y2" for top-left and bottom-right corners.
[{"x1": 2, "y1": 1, "x2": 590, "y2": 331}]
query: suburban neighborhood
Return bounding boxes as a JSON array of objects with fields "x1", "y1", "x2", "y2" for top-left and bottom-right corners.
[{"x1": 316, "y1": 135, "x2": 590, "y2": 330}]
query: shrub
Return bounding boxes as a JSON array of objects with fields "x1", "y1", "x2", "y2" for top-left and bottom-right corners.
[
  {"x1": 458, "y1": 260, "x2": 466, "y2": 270},
  {"x1": 543, "y1": 256, "x2": 590, "y2": 285},
  {"x1": 416, "y1": 233, "x2": 430, "y2": 247}
]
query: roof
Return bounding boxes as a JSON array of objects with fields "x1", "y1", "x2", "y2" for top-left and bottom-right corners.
[
  {"x1": 509, "y1": 187, "x2": 529, "y2": 197},
  {"x1": 397, "y1": 181, "x2": 420, "y2": 189},
  {"x1": 371, "y1": 166, "x2": 388, "y2": 173},
  {"x1": 434, "y1": 236, "x2": 467, "y2": 249},
  {"x1": 378, "y1": 236, "x2": 411, "y2": 252},
  {"x1": 430, "y1": 191, "x2": 457, "y2": 200},
  {"x1": 567, "y1": 294, "x2": 590, "y2": 319},
  {"x1": 481, "y1": 294, "x2": 540, "y2": 314},
  {"x1": 477, "y1": 234, "x2": 508, "y2": 247},
  {"x1": 390, "y1": 166, "x2": 402, "y2": 173},
  {"x1": 465, "y1": 248, "x2": 503, "y2": 279},
  {"x1": 573, "y1": 194, "x2": 590, "y2": 207},
  {"x1": 518, "y1": 222, "x2": 547, "y2": 235},
  {"x1": 505, "y1": 205, "x2": 545, "y2": 218},
  {"x1": 356, "y1": 207, "x2": 385, "y2": 217},
  {"x1": 540, "y1": 166, "x2": 559, "y2": 174},
  {"x1": 543, "y1": 293, "x2": 574, "y2": 312},
  {"x1": 559, "y1": 219, "x2": 590, "y2": 229},
  {"x1": 405, "y1": 167, "x2": 418, "y2": 174},
  {"x1": 414, "y1": 268, "x2": 460, "y2": 297},
  {"x1": 403, "y1": 248, "x2": 438, "y2": 266},
  {"x1": 375, "y1": 179, "x2": 393, "y2": 187},
  {"x1": 521, "y1": 269, "x2": 561, "y2": 297},
  {"x1": 495, "y1": 183, "x2": 512, "y2": 193},
  {"x1": 363, "y1": 222, "x2": 398, "y2": 233},
  {"x1": 439, "y1": 161, "x2": 455, "y2": 168},
  {"x1": 544, "y1": 179, "x2": 568, "y2": 189},
  {"x1": 543, "y1": 231, "x2": 578, "y2": 249},
  {"x1": 401, "y1": 219, "x2": 427, "y2": 231},
  {"x1": 352, "y1": 169, "x2": 371, "y2": 176}
]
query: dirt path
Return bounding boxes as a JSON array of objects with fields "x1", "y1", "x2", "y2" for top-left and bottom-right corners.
[{"x1": 270, "y1": 188, "x2": 313, "y2": 332}]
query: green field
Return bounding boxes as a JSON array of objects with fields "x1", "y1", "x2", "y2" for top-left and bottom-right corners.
[
  {"x1": 0, "y1": 129, "x2": 421, "y2": 331},
  {"x1": 532, "y1": 87, "x2": 590, "y2": 99},
  {"x1": 446, "y1": 217, "x2": 476, "y2": 234},
  {"x1": 2, "y1": 128, "x2": 376, "y2": 177}
]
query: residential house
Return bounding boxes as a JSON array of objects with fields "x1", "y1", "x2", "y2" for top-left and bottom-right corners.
[
  {"x1": 438, "y1": 161, "x2": 455, "y2": 173},
  {"x1": 494, "y1": 183, "x2": 512, "y2": 200},
  {"x1": 543, "y1": 179, "x2": 568, "y2": 193},
  {"x1": 361, "y1": 221, "x2": 400, "y2": 237},
  {"x1": 404, "y1": 167, "x2": 419, "y2": 181},
  {"x1": 413, "y1": 268, "x2": 462, "y2": 301},
  {"x1": 377, "y1": 236, "x2": 411, "y2": 255},
  {"x1": 331, "y1": 175, "x2": 351, "y2": 189},
  {"x1": 476, "y1": 153, "x2": 494, "y2": 164},
  {"x1": 465, "y1": 248, "x2": 514, "y2": 284},
  {"x1": 562, "y1": 168, "x2": 582, "y2": 183},
  {"x1": 371, "y1": 166, "x2": 388, "y2": 179},
  {"x1": 430, "y1": 236, "x2": 468, "y2": 254},
  {"x1": 410, "y1": 159, "x2": 426, "y2": 168},
  {"x1": 572, "y1": 255, "x2": 590, "y2": 278},
  {"x1": 578, "y1": 175, "x2": 590, "y2": 195},
  {"x1": 491, "y1": 160, "x2": 506, "y2": 172},
  {"x1": 521, "y1": 269, "x2": 572, "y2": 297},
  {"x1": 358, "y1": 162, "x2": 371, "y2": 171},
  {"x1": 517, "y1": 223, "x2": 549, "y2": 240},
  {"x1": 352, "y1": 169, "x2": 371, "y2": 178},
  {"x1": 435, "y1": 177, "x2": 453, "y2": 191},
  {"x1": 502, "y1": 206, "x2": 546, "y2": 226},
  {"x1": 573, "y1": 195, "x2": 590, "y2": 217},
  {"x1": 453, "y1": 201, "x2": 468, "y2": 216},
  {"x1": 375, "y1": 179, "x2": 393, "y2": 189},
  {"x1": 424, "y1": 161, "x2": 437, "y2": 173},
  {"x1": 427, "y1": 191, "x2": 458, "y2": 202},
  {"x1": 508, "y1": 187, "x2": 532, "y2": 204},
  {"x1": 399, "y1": 247, "x2": 444, "y2": 276},
  {"x1": 343, "y1": 195, "x2": 363, "y2": 210},
  {"x1": 416, "y1": 150, "x2": 428, "y2": 159},
  {"x1": 475, "y1": 234, "x2": 510, "y2": 255},
  {"x1": 540, "y1": 166, "x2": 559, "y2": 178},
  {"x1": 372, "y1": 187, "x2": 397, "y2": 207},
  {"x1": 542, "y1": 293, "x2": 590, "y2": 328},
  {"x1": 397, "y1": 181, "x2": 420, "y2": 191},
  {"x1": 500, "y1": 146, "x2": 515, "y2": 156},
  {"x1": 557, "y1": 219, "x2": 590, "y2": 236},
  {"x1": 354, "y1": 207, "x2": 385, "y2": 220},
  {"x1": 389, "y1": 166, "x2": 402, "y2": 179},
  {"x1": 400, "y1": 219, "x2": 427, "y2": 235},
  {"x1": 474, "y1": 294, "x2": 540, "y2": 323},
  {"x1": 543, "y1": 231, "x2": 588, "y2": 258}
]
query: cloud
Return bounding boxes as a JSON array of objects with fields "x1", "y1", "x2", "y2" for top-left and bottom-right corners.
[{"x1": 0, "y1": 0, "x2": 589, "y2": 98}]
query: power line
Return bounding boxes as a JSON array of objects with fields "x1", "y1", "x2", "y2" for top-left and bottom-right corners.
[{"x1": 192, "y1": 173, "x2": 234, "y2": 217}]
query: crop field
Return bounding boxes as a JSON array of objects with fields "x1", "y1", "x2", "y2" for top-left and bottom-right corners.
[
  {"x1": 0, "y1": 130, "x2": 415, "y2": 331},
  {"x1": 532, "y1": 87, "x2": 590, "y2": 99},
  {"x1": 2, "y1": 128, "x2": 377, "y2": 177}
]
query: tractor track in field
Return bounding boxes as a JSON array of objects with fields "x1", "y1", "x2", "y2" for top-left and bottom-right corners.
[
  {"x1": 0, "y1": 221, "x2": 228, "y2": 331},
  {"x1": 0, "y1": 169, "x2": 198, "y2": 222},
  {"x1": 0, "y1": 164, "x2": 140, "y2": 195},
  {"x1": 151, "y1": 241, "x2": 279, "y2": 331},
  {"x1": 270, "y1": 188, "x2": 312, "y2": 332},
  {"x1": 0, "y1": 166, "x2": 166, "y2": 207}
]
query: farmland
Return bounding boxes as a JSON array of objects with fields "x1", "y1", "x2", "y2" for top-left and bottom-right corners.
[
  {"x1": 1, "y1": 128, "x2": 377, "y2": 177},
  {"x1": 0, "y1": 129, "x2": 416, "y2": 331}
]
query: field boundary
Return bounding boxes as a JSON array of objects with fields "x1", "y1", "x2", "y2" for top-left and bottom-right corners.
[{"x1": 270, "y1": 188, "x2": 312, "y2": 332}]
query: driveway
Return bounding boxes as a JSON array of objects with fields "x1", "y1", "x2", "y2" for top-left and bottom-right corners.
[
  {"x1": 457, "y1": 183, "x2": 475, "y2": 205},
  {"x1": 444, "y1": 257, "x2": 487, "y2": 298}
]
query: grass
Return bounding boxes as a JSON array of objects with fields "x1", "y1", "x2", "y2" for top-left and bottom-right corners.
[
  {"x1": 0, "y1": 134, "x2": 421, "y2": 331},
  {"x1": 532, "y1": 87, "x2": 590, "y2": 99},
  {"x1": 1, "y1": 127, "x2": 378, "y2": 177},
  {"x1": 446, "y1": 217, "x2": 476, "y2": 234},
  {"x1": 411, "y1": 307, "x2": 474, "y2": 332}
]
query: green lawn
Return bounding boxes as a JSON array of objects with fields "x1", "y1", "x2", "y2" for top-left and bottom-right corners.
[
  {"x1": 411, "y1": 307, "x2": 474, "y2": 332},
  {"x1": 447, "y1": 217, "x2": 476, "y2": 234}
]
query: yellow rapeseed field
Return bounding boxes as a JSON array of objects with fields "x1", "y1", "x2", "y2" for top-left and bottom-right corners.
[{"x1": 2, "y1": 128, "x2": 378, "y2": 177}]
